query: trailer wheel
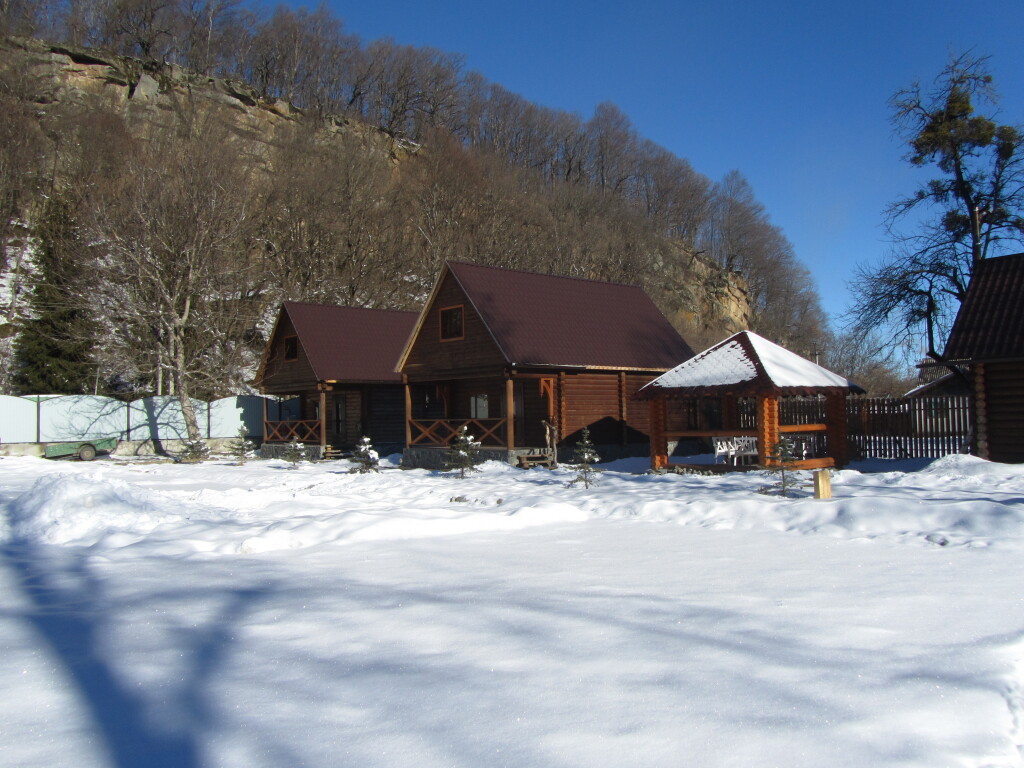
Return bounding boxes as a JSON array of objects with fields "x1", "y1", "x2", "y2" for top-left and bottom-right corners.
[{"x1": 77, "y1": 444, "x2": 97, "y2": 461}]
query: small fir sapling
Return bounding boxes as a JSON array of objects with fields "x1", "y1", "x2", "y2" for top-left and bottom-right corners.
[
  {"x1": 178, "y1": 439, "x2": 210, "y2": 464},
  {"x1": 445, "y1": 426, "x2": 481, "y2": 479},
  {"x1": 350, "y1": 436, "x2": 380, "y2": 473},
  {"x1": 230, "y1": 427, "x2": 257, "y2": 465},
  {"x1": 282, "y1": 438, "x2": 306, "y2": 468},
  {"x1": 567, "y1": 427, "x2": 603, "y2": 489},
  {"x1": 758, "y1": 436, "x2": 802, "y2": 497}
]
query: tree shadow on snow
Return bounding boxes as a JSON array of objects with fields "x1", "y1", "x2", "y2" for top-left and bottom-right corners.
[{"x1": 2, "y1": 540, "x2": 267, "y2": 768}]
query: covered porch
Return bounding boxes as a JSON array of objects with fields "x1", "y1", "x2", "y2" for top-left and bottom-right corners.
[
  {"x1": 261, "y1": 384, "x2": 376, "y2": 453},
  {"x1": 404, "y1": 373, "x2": 558, "y2": 461}
]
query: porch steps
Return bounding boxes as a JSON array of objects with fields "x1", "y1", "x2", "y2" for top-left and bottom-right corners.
[
  {"x1": 321, "y1": 446, "x2": 348, "y2": 461},
  {"x1": 517, "y1": 452, "x2": 556, "y2": 469}
]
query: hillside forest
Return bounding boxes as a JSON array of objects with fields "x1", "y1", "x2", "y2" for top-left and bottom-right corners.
[{"x1": 0, "y1": 0, "x2": 900, "y2": 404}]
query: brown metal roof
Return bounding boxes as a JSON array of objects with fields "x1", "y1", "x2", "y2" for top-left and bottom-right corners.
[
  {"x1": 445, "y1": 261, "x2": 694, "y2": 369},
  {"x1": 943, "y1": 252, "x2": 1024, "y2": 362},
  {"x1": 281, "y1": 302, "x2": 417, "y2": 382}
]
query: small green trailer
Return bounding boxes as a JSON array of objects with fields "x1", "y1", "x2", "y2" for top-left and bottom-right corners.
[{"x1": 43, "y1": 437, "x2": 118, "y2": 461}]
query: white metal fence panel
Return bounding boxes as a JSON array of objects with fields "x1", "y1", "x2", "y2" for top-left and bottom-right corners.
[
  {"x1": 209, "y1": 396, "x2": 265, "y2": 438},
  {"x1": 0, "y1": 395, "x2": 39, "y2": 443},
  {"x1": 39, "y1": 395, "x2": 128, "y2": 442},
  {"x1": 128, "y1": 397, "x2": 209, "y2": 442}
]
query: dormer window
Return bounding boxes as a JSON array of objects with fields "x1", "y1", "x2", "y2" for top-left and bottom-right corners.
[
  {"x1": 283, "y1": 335, "x2": 299, "y2": 360},
  {"x1": 439, "y1": 305, "x2": 464, "y2": 341}
]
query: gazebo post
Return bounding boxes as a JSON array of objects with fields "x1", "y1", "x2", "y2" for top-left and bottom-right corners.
[
  {"x1": 649, "y1": 398, "x2": 669, "y2": 470},
  {"x1": 756, "y1": 394, "x2": 780, "y2": 465},
  {"x1": 825, "y1": 392, "x2": 849, "y2": 466}
]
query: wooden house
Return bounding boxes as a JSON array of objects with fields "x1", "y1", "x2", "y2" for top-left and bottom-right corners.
[
  {"x1": 396, "y1": 261, "x2": 694, "y2": 467},
  {"x1": 638, "y1": 331, "x2": 863, "y2": 470},
  {"x1": 942, "y1": 252, "x2": 1024, "y2": 462},
  {"x1": 254, "y1": 302, "x2": 418, "y2": 456}
]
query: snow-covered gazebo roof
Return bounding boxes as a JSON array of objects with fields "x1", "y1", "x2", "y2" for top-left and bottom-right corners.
[{"x1": 639, "y1": 331, "x2": 863, "y2": 397}]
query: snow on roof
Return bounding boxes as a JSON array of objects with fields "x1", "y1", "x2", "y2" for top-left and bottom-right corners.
[{"x1": 642, "y1": 331, "x2": 859, "y2": 394}]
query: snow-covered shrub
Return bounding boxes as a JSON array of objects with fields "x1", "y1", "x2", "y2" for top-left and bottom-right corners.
[
  {"x1": 178, "y1": 439, "x2": 210, "y2": 464},
  {"x1": 567, "y1": 427, "x2": 602, "y2": 489},
  {"x1": 350, "y1": 436, "x2": 380, "y2": 474},
  {"x1": 445, "y1": 426, "x2": 481, "y2": 479}
]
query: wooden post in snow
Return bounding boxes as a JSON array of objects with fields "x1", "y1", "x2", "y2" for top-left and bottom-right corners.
[{"x1": 813, "y1": 469, "x2": 832, "y2": 499}]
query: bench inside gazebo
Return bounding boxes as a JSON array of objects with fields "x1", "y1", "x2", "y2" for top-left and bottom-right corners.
[{"x1": 638, "y1": 331, "x2": 864, "y2": 472}]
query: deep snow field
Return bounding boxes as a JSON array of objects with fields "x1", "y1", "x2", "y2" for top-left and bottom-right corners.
[{"x1": 1, "y1": 451, "x2": 1023, "y2": 768}]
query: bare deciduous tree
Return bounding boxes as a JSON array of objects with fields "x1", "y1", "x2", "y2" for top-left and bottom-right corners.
[
  {"x1": 86, "y1": 119, "x2": 260, "y2": 438},
  {"x1": 851, "y1": 52, "x2": 1024, "y2": 358}
]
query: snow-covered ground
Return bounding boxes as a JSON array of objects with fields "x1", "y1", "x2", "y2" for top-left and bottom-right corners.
[{"x1": 1, "y1": 452, "x2": 1023, "y2": 768}]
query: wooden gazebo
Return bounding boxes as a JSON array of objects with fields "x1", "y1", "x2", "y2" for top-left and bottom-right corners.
[{"x1": 638, "y1": 331, "x2": 863, "y2": 471}]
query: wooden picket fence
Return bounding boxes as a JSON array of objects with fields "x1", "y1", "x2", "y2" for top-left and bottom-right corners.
[{"x1": 845, "y1": 395, "x2": 972, "y2": 459}]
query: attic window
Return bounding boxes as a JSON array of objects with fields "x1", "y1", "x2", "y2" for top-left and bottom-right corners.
[
  {"x1": 283, "y1": 335, "x2": 299, "y2": 361},
  {"x1": 439, "y1": 305, "x2": 464, "y2": 341}
]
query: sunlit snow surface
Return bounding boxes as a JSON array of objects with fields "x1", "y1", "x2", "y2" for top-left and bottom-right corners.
[{"x1": 1, "y1": 453, "x2": 1023, "y2": 767}]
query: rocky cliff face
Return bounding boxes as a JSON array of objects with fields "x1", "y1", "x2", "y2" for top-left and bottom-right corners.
[
  {"x1": 3, "y1": 36, "x2": 393, "y2": 153},
  {"x1": 2, "y1": 36, "x2": 752, "y2": 347}
]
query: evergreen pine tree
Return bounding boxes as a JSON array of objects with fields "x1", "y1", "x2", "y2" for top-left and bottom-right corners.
[
  {"x1": 178, "y1": 439, "x2": 210, "y2": 463},
  {"x1": 568, "y1": 427, "x2": 603, "y2": 489},
  {"x1": 282, "y1": 439, "x2": 306, "y2": 468},
  {"x1": 350, "y1": 436, "x2": 380, "y2": 473},
  {"x1": 12, "y1": 197, "x2": 96, "y2": 394},
  {"x1": 445, "y1": 426, "x2": 481, "y2": 479},
  {"x1": 229, "y1": 427, "x2": 257, "y2": 465}
]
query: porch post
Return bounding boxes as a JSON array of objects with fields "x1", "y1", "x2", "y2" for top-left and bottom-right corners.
[
  {"x1": 262, "y1": 393, "x2": 268, "y2": 443},
  {"x1": 319, "y1": 387, "x2": 327, "y2": 449},
  {"x1": 506, "y1": 375, "x2": 515, "y2": 449},
  {"x1": 825, "y1": 391, "x2": 849, "y2": 467},
  {"x1": 403, "y1": 375, "x2": 412, "y2": 448},
  {"x1": 649, "y1": 398, "x2": 669, "y2": 470},
  {"x1": 558, "y1": 371, "x2": 567, "y2": 439},
  {"x1": 756, "y1": 394, "x2": 780, "y2": 465}
]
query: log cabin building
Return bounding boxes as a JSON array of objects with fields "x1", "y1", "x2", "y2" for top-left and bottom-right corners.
[
  {"x1": 397, "y1": 261, "x2": 694, "y2": 468},
  {"x1": 942, "y1": 252, "x2": 1024, "y2": 463},
  {"x1": 254, "y1": 302, "x2": 418, "y2": 457}
]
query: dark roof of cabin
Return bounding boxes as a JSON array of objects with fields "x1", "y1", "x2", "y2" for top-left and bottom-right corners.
[
  {"x1": 943, "y1": 252, "x2": 1024, "y2": 362},
  {"x1": 279, "y1": 302, "x2": 417, "y2": 382},
  {"x1": 445, "y1": 261, "x2": 694, "y2": 369}
]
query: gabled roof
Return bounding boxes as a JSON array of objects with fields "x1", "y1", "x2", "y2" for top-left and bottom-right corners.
[
  {"x1": 639, "y1": 331, "x2": 862, "y2": 397},
  {"x1": 943, "y1": 252, "x2": 1024, "y2": 363},
  {"x1": 399, "y1": 261, "x2": 693, "y2": 370},
  {"x1": 257, "y1": 302, "x2": 418, "y2": 384}
]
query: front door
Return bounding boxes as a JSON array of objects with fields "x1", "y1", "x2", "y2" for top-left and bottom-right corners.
[
  {"x1": 332, "y1": 392, "x2": 362, "y2": 447},
  {"x1": 333, "y1": 397, "x2": 347, "y2": 444}
]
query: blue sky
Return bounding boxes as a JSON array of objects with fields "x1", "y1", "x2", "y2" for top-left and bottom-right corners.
[{"x1": 319, "y1": 0, "x2": 1024, "y2": 325}]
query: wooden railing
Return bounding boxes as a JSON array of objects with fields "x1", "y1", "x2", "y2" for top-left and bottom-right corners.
[
  {"x1": 409, "y1": 417, "x2": 507, "y2": 447},
  {"x1": 265, "y1": 420, "x2": 322, "y2": 443}
]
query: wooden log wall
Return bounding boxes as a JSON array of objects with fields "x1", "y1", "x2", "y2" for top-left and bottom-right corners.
[
  {"x1": 558, "y1": 372, "x2": 658, "y2": 446},
  {"x1": 980, "y1": 361, "x2": 1024, "y2": 463},
  {"x1": 260, "y1": 313, "x2": 317, "y2": 394},
  {"x1": 402, "y1": 272, "x2": 506, "y2": 378}
]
